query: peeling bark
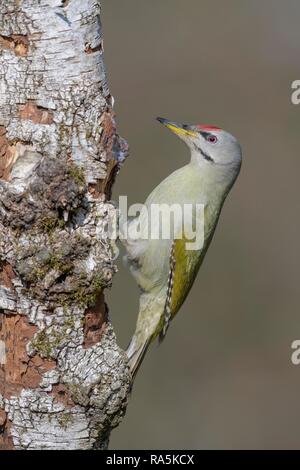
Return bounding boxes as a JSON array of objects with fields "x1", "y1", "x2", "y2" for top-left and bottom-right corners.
[{"x1": 0, "y1": 0, "x2": 130, "y2": 450}]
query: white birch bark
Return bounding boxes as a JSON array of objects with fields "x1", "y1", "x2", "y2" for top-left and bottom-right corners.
[{"x1": 0, "y1": 0, "x2": 130, "y2": 450}]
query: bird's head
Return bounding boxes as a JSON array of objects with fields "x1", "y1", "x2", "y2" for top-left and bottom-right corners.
[{"x1": 157, "y1": 117, "x2": 242, "y2": 171}]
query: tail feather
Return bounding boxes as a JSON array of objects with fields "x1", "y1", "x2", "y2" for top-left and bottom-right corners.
[{"x1": 126, "y1": 336, "x2": 151, "y2": 381}]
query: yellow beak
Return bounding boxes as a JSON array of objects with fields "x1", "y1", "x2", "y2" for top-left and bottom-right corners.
[{"x1": 157, "y1": 117, "x2": 197, "y2": 138}]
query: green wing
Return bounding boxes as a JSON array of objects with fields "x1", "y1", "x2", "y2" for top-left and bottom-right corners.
[{"x1": 159, "y1": 236, "x2": 202, "y2": 340}]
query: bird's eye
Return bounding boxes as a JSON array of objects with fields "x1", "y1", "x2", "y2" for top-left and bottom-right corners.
[{"x1": 207, "y1": 135, "x2": 218, "y2": 144}]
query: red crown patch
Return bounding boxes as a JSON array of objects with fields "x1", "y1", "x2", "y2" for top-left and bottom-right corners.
[{"x1": 197, "y1": 125, "x2": 221, "y2": 131}]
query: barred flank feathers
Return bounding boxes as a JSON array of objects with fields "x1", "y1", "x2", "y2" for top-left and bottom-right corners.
[{"x1": 159, "y1": 240, "x2": 176, "y2": 342}]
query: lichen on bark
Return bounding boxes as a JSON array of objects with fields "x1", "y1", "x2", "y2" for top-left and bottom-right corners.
[{"x1": 0, "y1": 0, "x2": 130, "y2": 450}]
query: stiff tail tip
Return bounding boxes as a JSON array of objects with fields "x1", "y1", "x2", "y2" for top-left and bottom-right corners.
[{"x1": 126, "y1": 336, "x2": 151, "y2": 381}]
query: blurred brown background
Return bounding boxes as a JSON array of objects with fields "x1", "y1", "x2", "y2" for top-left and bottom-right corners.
[{"x1": 103, "y1": 0, "x2": 300, "y2": 449}]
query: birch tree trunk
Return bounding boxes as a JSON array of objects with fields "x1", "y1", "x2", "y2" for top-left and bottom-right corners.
[{"x1": 0, "y1": 0, "x2": 130, "y2": 450}]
